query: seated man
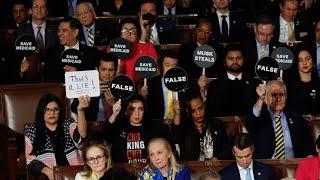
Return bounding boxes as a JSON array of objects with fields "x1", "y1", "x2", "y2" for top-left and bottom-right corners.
[
  {"x1": 71, "y1": 53, "x2": 117, "y2": 122},
  {"x1": 246, "y1": 80, "x2": 313, "y2": 159},
  {"x1": 219, "y1": 133, "x2": 277, "y2": 180},
  {"x1": 45, "y1": 16, "x2": 97, "y2": 83}
]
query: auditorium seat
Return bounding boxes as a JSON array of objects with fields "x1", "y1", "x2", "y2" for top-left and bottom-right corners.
[
  {"x1": 0, "y1": 83, "x2": 68, "y2": 180},
  {"x1": 283, "y1": 158, "x2": 301, "y2": 178},
  {"x1": 258, "y1": 159, "x2": 284, "y2": 179},
  {"x1": 215, "y1": 116, "x2": 246, "y2": 137},
  {"x1": 306, "y1": 115, "x2": 320, "y2": 146}
]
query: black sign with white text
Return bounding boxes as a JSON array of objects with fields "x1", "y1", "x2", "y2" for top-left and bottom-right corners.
[
  {"x1": 109, "y1": 38, "x2": 132, "y2": 59},
  {"x1": 255, "y1": 57, "x2": 280, "y2": 81},
  {"x1": 193, "y1": 45, "x2": 217, "y2": 68},
  {"x1": 109, "y1": 75, "x2": 135, "y2": 100},
  {"x1": 164, "y1": 67, "x2": 188, "y2": 91},
  {"x1": 134, "y1": 56, "x2": 157, "y2": 79},
  {"x1": 15, "y1": 35, "x2": 36, "y2": 57}
]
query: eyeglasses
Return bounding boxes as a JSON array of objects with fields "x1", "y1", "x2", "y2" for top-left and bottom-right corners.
[
  {"x1": 196, "y1": 28, "x2": 212, "y2": 36},
  {"x1": 87, "y1": 154, "x2": 105, "y2": 164},
  {"x1": 32, "y1": 4, "x2": 47, "y2": 9},
  {"x1": 121, "y1": 28, "x2": 138, "y2": 35},
  {"x1": 44, "y1": 107, "x2": 61, "y2": 114}
]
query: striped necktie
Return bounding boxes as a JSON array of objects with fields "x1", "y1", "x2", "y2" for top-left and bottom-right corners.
[
  {"x1": 288, "y1": 23, "x2": 295, "y2": 42},
  {"x1": 274, "y1": 115, "x2": 285, "y2": 159},
  {"x1": 88, "y1": 28, "x2": 94, "y2": 46},
  {"x1": 149, "y1": 29, "x2": 156, "y2": 45}
]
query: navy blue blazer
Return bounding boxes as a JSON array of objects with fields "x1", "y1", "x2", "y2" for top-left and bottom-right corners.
[
  {"x1": 219, "y1": 160, "x2": 278, "y2": 180},
  {"x1": 155, "y1": 19, "x2": 178, "y2": 44},
  {"x1": 246, "y1": 105, "x2": 313, "y2": 159}
]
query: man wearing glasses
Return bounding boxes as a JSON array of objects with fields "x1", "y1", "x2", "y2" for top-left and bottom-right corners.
[{"x1": 246, "y1": 80, "x2": 313, "y2": 159}]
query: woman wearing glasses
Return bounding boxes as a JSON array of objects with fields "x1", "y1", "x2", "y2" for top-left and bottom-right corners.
[
  {"x1": 24, "y1": 93, "x2": 90, "y2": 179},
  {"x1": 75, "y1": 140, "x2": 112, "y2": 180},
  {"x1": 119, "y1": 18, "x2": 158, "y2": 82}
]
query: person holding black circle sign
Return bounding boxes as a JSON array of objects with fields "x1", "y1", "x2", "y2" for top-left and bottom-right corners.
[{"x1": 284, "y1": 49, "x2": 320, "y2": 115}]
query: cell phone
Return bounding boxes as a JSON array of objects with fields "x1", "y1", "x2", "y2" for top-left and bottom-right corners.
[{"x1": 142, "y1": 13, "x2": 156, "y2": 26}]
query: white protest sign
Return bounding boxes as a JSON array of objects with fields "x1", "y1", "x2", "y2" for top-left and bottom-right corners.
[{"x1": 65, "y1": 70, "x2": 100, "y2": 98}]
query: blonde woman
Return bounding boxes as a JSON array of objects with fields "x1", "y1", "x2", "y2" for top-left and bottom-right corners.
[
  {"x1": 75, "y1": 140, "x2": 112, "y2": 180},
  {"x1": 139, "y1": 138, "x2": 190, "y2": 180}
]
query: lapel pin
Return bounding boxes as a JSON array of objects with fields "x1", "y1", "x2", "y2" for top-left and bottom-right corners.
[
  {"x1": 258, "y1": 172, "x2": 261, "y2": 176},
  {"x1": 289, "y1": 118, "x2": 293, "y2": 124}
]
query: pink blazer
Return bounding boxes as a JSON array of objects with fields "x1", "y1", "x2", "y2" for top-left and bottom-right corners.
[{"x1": 295, "y1": 157, "x2": 320, "y2": 180}]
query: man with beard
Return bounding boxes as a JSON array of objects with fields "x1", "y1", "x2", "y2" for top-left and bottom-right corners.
[{"x1": 199, "y1": 44, "x2": 259, "y2": 117}]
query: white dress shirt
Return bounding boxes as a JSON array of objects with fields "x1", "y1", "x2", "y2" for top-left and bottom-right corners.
[
  {"x1": 217, "y1": 11, "x2": 230, "y2": 35},
  {"x1": 237, "y1": 161, "x2": 254, "y2": 180},
  {"x1": 279, "y1": 16, "x2": 295, "y2": 43}
]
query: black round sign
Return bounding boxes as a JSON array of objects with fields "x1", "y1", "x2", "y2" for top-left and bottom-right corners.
[
  {"x1": 163, "y1": 67, "x2": 188, "y2": 91},
  {"x1": 255, "y1": 57, "x2": 280, "y2": 81},
  {"x1": 15, "y1": 35, "x2": 36, "y2": 57},
  {"x1": 109, "y1": 38, "x2": 132, "y2": 59},
  {"x1": 134, "y1": 56, "x2": 157, "y2": 79},
  {"x1": 271, "y1": 47, "x2": 294, "y2": 70},
  {"x1": 193, "y1": 45, "x2": 217, "y2": 68},
  {"x1": 109, "y1": 75, "x2": 135, "y2": 100},
  {"x1": 60, "y1": 49, "x2": 83, "y2": 68}
]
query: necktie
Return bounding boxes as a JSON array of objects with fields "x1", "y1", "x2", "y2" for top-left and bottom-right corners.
[
  {"x1": 245, "y1": 168, "x2": 252, "y2": 180},
  {"x1": 149, "y1": 29, "x2": 156, "y2": 44},
  {"x1": 287, "y1": 23, "x2": 295, "y2": 42},
  {"x1": 88, "y1": 28, "x2": 95, "y2": 46},
  {"x1": 165, "y1": 90, "x2": 174, "y2": 120},
  {"x1": 221, "y1": 15, "x2": 228, "y2": 42},
  {"x1": 259, "y1": 45, "x2": 267, "y2": 59},
  {"x1": 68, "y1": 0, "x2": 74, "y2": 16},
  {"x1": 168, "y1": 8, "x2": 172, "y2": 15},
  {"x1": 274, "y1": 115, "x2": 285, "y2": 159},
  {"x1": 36, "y1": 26, "x2": 44, "y2": 49}
]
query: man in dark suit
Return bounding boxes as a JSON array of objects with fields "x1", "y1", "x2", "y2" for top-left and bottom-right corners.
[
  {"x1": 47, "y1": 0, "x2": 97, "y2": 17},
  {"x1": 139, "y1": 0, "x2": 178, "y2": 45},
  {"x1": 208, "y1": 0, "x2": 249, "y2": 43},
  {"x1": 246, "y1": 80, "x2": 313, "y2": 159},
  {"x1": 273, "y1": 0, "x2": 312, "y2": 43},
  {"x1": 157, "y1": 0, "x2": 185, "y2": 15},
  {"x1": 9, "y1": 0, "x2": 29, "y2": 29},
  {"x1": 75, "y1": 2, "x2": 114, "y2": 47},
  {"x1": 71, "y1": 53, "x2": 117, "y2": 121},
  {"x1": 242, "y1": 14, "x2": 286, "y2": 77},
  {"x1": 46, "y1": 16, "x2": 97, "y2": 83},
  {"x1": 219, "y1": 133, "x2": 278, "y2": 180}
]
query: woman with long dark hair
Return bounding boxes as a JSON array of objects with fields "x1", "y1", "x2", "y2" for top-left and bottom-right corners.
[{"x1": 25, "y1": 93, "x2": 90, "y2": 179}]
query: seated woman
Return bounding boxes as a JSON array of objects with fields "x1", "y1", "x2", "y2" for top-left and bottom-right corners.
[
  {"x1": 285, "y1": 48, "x2": 320, "y2": 115},
  {"x1": 75, "y1": 140, "x2": 112, "y2": 180},
  {"x1": 139, "y1": 138, "x2": 191, "y2": 180},
  {"x1": 25, "y1": 93, "x2": 90, "y2": 179},
  {"x1": 295, "y1": 135, "x2": 320, "y2": 180},
  {"x1": 119, "y1": 18, "x2": 158, "y2": 82}
]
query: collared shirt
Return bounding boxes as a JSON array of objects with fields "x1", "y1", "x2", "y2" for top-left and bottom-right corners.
[
  {"x1": 161, "y1": 77, "x2": 177, "y2": 119},
  {"x1": 163, "y1": 6, "x2": 176, "y2": 15},
  {"x1": 32, "y1": 21, "x2": 46, "y2": 45},
  {"x1": 217, "y1": 11, "x2": 230, "y2": 35},
  {"x1": 83, "y1": 23, "x2": 95, "y2": 46},
  {"x1": 64, "y1": 41, "x2": 80, "y2": 50},
  {"x1": 196, "y1": 41, "x2": 205, "y2": 46},
  {"x1": 252, "y1": 107, "x2": 294, "y2": 158},
  {"x1": 237, "y1": 161, "x2": 254, "y2": 180},
  {"x1": 256, "y1": 40, "x2": 269, "y2": 60},
  {"x1": 227, "y1": 72, "x2": 242, "y2": 80},
  {"x1": 316, "y1": 42, "x2": 320, "y2": 77},
  {"x1": 279, "y1": 16, "x2": 295, "y2": 43},
  {"x1": 150, "y1": 23, "x2": 160, "y2": 45}
]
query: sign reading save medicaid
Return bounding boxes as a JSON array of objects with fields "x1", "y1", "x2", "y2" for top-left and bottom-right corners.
[
  {"x1": 164, "y1": 67, "x2": 188, "y2": 91},
  {"x1": 65, "y1": 70, "x2": 100, "y2": 98},
  {"x1": 255, "y1": 57, "x2": 280, "y2": 81},
  {"x1": 60, "y1": 49, "x2": 83, "y2": 68},
  {"x1": 271, "y1": 47, "x2": 294, "y2": 70},
  {"x1": 15, "y1": 35, "x2": 36, "y2": 58},
  {"x1": 193, "y1": 45, "x2": 217, "y2": 68},
  {"x1": 109, "y1": 75, "x2": 135, "y2": 100},
  {"x1": 109, "y1": 38, "x2": 132, "y2": 59},
  {"x1": 134, "y1": 56, "x2": 157, "y2": 79}
]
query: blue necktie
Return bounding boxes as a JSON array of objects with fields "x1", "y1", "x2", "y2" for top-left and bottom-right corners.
[
  {"x1": 68, "y1": 0, "x2": 74, "y2": 16},
  {"x1": 245, "y1": 168, "x2": 252, "y2": 180}
]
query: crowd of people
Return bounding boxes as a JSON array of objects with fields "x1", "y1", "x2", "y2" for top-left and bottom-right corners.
[{"x1": 0, "y1": 0, "x2": 320, "y2": 179}]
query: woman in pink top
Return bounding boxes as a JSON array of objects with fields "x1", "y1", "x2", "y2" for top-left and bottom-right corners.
[
  {"x1": 295, "y1": 135, "x2": 320, "y2": 180},
  {"x1": 120, "y1": 18, "x2": 158, "y2": 82}
]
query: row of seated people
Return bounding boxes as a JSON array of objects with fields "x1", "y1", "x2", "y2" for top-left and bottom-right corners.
[{"x1": 1, "y1": 81, "x2": 320, "y2": 179}]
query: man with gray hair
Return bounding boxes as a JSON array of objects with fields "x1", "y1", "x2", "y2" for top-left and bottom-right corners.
[
  {"x1": 246, "y1": 80, "x2": 313, "y2": 159},
  {"x1": 199, "y1": 171, "x2": 221, "y2": 180}
]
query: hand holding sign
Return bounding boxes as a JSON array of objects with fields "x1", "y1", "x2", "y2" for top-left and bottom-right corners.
[
  {"x1": 109, "y1": 75, "x2": 135, "y2": 100},
  {"x1": 255, "y1": 57, "x2": 280, "y2": 84},
  {"x1": 271, "y1": 47, "x2": 294, "y2": 78},
  {"x1": 164, "y1": 67, "x2": 188, "y2": 100},
  {"x1": 193, "y1": 45, "x2": 217, "y2": 76},
  {"x1": 65, "y1": 70, "x2": 100, "y2": 98},
  {"x1": 134, "y1": 56, "x2": 157, "y2": 86}
]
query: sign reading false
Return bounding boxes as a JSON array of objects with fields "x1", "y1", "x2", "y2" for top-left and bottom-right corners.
[
  {"x1": 271, "y1": 47, "x2": 294, "y2": 70},
  {"x1": 164, "y1": 67, "x2": 188, "y2": 92},
  {"x1": 255, "y1": 57, "x2": 280, "y2": 82},
  {"x1": 65, "y1": 70, "x2": 100, "y2": 98},
  {"x1": 109, "y1": 38, "x2": 132, "y2": 59},
  {"x1": 60, "y1": 49, "x2": 83, "y2": 68},
  {"x1": 134, "y1": 56, "x2": 157, "y2": 79},
  {"x1": 193, "y1": 45, "x2": 217, "y2": 75},
  {"x1": 15, "y1": 35, "x2": 36, "y2": 58},
  {"x1": 109, "y1": 75, "x2": 135, "y2": 100}
]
